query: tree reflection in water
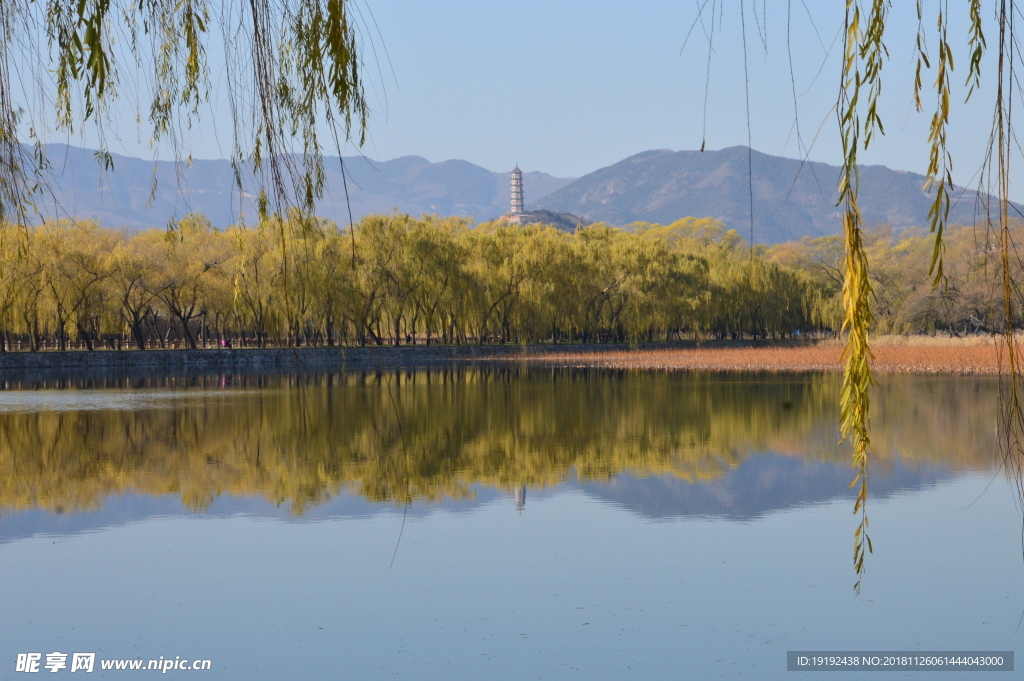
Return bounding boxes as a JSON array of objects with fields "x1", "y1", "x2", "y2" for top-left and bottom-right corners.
[{"x1": 0, "y1": 368, "x2": 999, "y2": 516}]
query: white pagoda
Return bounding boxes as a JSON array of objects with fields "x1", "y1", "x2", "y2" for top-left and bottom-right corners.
[{"x1": 509, "y1": 165, "x2": 524, "y2": 221}]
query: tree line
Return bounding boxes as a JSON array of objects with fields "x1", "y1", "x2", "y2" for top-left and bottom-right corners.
[
  {"x1": 769, "y1": 220, "x2": 1024, "y2": 337},
  {"x1": 0, "y1": 213, "x2": 1013, "y2": 351}
]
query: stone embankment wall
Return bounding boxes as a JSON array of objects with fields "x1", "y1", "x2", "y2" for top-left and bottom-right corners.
[
  {"x1": 0, "y1": 343, "x2": 620, "y2": 372},
  {"x1": 0, "y1": 340, "x2": 811, "y2": 381}
]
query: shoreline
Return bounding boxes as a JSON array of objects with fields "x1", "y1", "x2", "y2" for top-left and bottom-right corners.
[
  {"x1": 517, "y1": 344, "x2": 1006, "y2": 375},
  {"x1": 0, "y1": 339, "x2": 1009, "y2": 376},
  {"x1": 0, "y1": 342, "x2": 654, "y2": 372}
]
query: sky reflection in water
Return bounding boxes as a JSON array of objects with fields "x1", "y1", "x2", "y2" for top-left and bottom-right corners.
[{"x1": 0, "y1": 369, "x2": 1018, "y2": 680}]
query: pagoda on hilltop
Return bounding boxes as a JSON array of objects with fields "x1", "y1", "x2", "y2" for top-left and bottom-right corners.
[
  {"x1": 507, "y1": 164, "x2": 524, "y2": 224},
  {"x1": 499, "y1": 165, "x2": 591, "y2": 232}
]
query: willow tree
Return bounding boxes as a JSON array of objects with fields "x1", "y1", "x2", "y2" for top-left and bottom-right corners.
[{"x1": 0, "y1": 0, "x2": 369, "y2": 228}]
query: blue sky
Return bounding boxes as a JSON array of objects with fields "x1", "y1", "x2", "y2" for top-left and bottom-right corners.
[
  {"x1": 348, "y1": 0, "x2": 996, "y2": 182},
  {"x1": 32, "y1": 1, "x2": 1008, "y2": 189}
]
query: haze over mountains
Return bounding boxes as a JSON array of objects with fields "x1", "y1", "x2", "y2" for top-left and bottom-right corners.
[{"x1": 30, "y1": 144, "x2": 1009, "y2": 243}]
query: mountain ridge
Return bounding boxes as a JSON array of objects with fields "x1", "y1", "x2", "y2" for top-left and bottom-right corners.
[
  {"x1": 30, "y1": 144, "x2": 573, "y2": 230},
  {"x1": 534, "y1": 146, "x2": 1011, "y2": 243},
  {"x1": 25, "y1": 143, "x2": 1011, "y2": 244}
]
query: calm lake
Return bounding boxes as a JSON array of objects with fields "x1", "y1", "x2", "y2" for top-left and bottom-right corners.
[{"x1": 0, "y1": 367, "x2": 1020, "y2": 679}]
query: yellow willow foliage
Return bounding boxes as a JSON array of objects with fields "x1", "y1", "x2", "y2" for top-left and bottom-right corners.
[
  {"x1": 0, "y1": 214, "x2": 828, "y2": 350},
  {"x1": 0, "y1": 370, "x2": 998, "y2": 516},
  {"x1": 0, "y1": 216, "x2": 1017, "y2": 354}
]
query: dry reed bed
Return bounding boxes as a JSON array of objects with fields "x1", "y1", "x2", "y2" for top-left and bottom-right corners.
[{"x1": 522, "y1": 343, "x2": 1010, "y2": 374}]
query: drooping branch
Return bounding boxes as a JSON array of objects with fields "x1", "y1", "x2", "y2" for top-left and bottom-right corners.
[
  {"x1": 838, "y1": 0, "x2": 887, "y2": 595},
  {"x1": 0, "y1": 0, "x2": 370, "y2": 229}
]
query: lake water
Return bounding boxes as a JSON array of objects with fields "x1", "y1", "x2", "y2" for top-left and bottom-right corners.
[{"x1": 0, "y1": 368, "x2": 1020, "y2": 679}]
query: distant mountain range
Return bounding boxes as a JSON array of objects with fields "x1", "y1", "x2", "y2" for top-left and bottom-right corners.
[
  {"x1": 28, "y1": 144, "x2": 1014, "y2": 243},
  {"x1": 31, "y1": 145, "x2": 573, "y2": 230},
  {"x1": 535, "y1": 146, "x2": 1014, "y2": 243}
]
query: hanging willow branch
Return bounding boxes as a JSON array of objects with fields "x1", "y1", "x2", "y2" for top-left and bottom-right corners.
[
  {"x1": 916, "y1": 0, "x2": 955, "y2": 288},
  {"x1": 0, "y1": 0, "x2": 370, "y2": 229},
  {"x1": 989, "y1": 0, "x2": 1024, "y2": 505},
  {"x1": 836, "y1": 0, "x2": 997, "y2": 595},
  {"x1": 838, "y1": 0, "x2": 887, "y2": 595},
  {"x1": 681, "y1": 0, "x2": 1013, "y2": 594},
  {"x1": 0, "y1": 0, "x2": 41, "y2": 231}
]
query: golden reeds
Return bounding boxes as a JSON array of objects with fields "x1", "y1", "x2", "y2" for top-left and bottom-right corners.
[{"x1": 519, "y1": 341, "x2": 1007, "y2": 375}]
